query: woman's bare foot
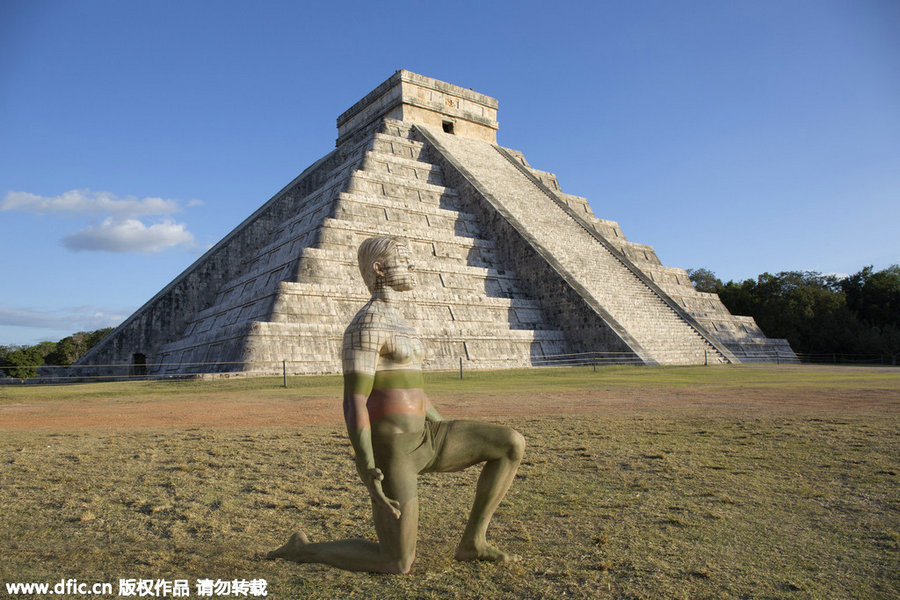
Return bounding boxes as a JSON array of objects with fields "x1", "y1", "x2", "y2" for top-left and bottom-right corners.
[
  {"x1": 454, "y1": 541, "x2": 520, "y2": 562},
  {"x1": 267, "y1": 532, "x2": 310, "y2": 561}
]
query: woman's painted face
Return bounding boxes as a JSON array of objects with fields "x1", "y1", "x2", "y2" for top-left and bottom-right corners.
[{"x1": 379, "y1": 244, "x2": 416, "y2": 291}]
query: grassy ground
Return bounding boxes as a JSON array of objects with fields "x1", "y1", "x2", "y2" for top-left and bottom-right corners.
[
  {"x1": 1, "y1": 366, "x2": 898, "y2": 599},
  {"x1": 3, "y1": 364, "x2": 899, "y2": 402}
]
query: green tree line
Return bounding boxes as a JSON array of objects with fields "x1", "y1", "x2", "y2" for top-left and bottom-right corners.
[
  {"x1": 1, "y1": 328, "x2": 113, "y2": 380},
  {"x1": 688, "y1": 265, "x2": 900, "y2": 359}
]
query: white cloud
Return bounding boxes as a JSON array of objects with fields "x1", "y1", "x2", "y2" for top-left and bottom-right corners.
[
  {"x1": 4, "y1": 188, "x2": 201, "y2": 254},
  {"x1": 1, "y1": 189, "x2": 181, "y2": 217},
  {"x1": 0, "y1": 306, "x2": 127, "y2": 332},
  {"x1": 62, "y1": 217, "x2": 196, "y2": 253}
]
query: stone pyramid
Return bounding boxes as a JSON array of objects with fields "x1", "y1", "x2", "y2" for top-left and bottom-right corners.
[{"x1": 76, "y1": 70, "x2": 794, "y2": 377}]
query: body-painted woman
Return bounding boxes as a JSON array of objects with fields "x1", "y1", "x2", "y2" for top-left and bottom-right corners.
[{"x1": 269, "y1": 236, "x2": 525, "y2": 573}]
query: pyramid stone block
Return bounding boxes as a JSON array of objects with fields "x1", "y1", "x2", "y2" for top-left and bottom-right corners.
[{"x1": 75, "y1": 70, "x2": 794, "y2": 377}]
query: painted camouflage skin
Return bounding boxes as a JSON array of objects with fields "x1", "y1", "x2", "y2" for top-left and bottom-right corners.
[{"x1": 268, "y1": 236, "x2": 525, "y2": 573}]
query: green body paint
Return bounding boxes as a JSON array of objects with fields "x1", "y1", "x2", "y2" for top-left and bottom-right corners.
[
  {"x1": 373, "y1": 370, "x2": 424, "y2": 390},
  {"x1": 344, "y1": 372, "x2": 375, "y2": 397},
  {"x1": 344, "y1": 370, "x2": 423, "y2": 397}
]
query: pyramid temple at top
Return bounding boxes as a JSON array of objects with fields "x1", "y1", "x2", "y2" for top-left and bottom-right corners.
[{"x1": 76, "y1": 70, "x2": 795, "y2": 377}]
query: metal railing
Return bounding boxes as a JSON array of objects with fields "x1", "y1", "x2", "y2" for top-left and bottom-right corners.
[{"x1": 2, "y1": 350, "x2": 896, "y2": 384}]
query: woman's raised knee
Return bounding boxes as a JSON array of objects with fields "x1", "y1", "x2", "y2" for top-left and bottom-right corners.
[{"x1": 506, "y1": 429, "x2": 525, "y2": 461}]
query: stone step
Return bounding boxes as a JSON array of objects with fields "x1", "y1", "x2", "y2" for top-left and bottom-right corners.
[
  {"x1": 250, "y1": 320, "x2": 564, "y2": 340},
  {"x1": 379, "y1": 119, "x2": 418, "y2": 141},
  {"x1": 295, "y1": 245, "x2": 519, "y2": 285},
  {"x1": 347, "y1": 170, "x2": 460, "y2": 209},
  {"x1": 371, "y1": 132, "x2": 430, "y2": 161},
  {"x1": 270, "y1": 283, "x2": 551, "y2": 329},
  {"x1": 361, "y1": 149, "x2": 444, "y2": 185},
  {"x1": 276, "y1": 281, "x2": 544, "y2": 310},
  {"x1": 332, "y1": 192, "x2": 481, "y2": 237},
  {"x1": 316, "y1": 216, "x2": 489, "y2": 252}
]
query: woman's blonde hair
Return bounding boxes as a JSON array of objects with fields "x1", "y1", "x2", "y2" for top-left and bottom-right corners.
[{"x1": 357, "y1": 236, "x2": 403, "y2": 292}]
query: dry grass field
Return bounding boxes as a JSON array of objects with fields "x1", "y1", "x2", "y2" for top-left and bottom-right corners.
[{"x1": 1, "y1": 365, "x2": 898, "y2": 599}]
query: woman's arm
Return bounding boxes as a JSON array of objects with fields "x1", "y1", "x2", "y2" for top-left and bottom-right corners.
[
  {"x1": 342, "y1": 320, "x2": 403, "y2": 518},
  {"x1": 342, "y1": 370, "x2": 376, "y2": 471}
]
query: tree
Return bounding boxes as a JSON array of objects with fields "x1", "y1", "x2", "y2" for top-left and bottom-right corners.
[
  {"x1": 44, "y1": 328, "x2": 114, "y2": 366},
  {"x1": 840, "y1": 265, "x2": 900, "y2": 358},
  {"x1": 841, "y1": 265, "x2": 900, "y2": 328},
  {"x1": 0, "y1": 327, "x2": 114, "y2": 381},
  {"x1": 686, "y1": 268, "x2": 722, "y2": 293},
  {"x1": 34, "y1": 340, "x2": 58, "y2": 360},
  {"x1": 0, "y1": 345, "x2": 18, "y2": 365},
  {"x1": 2, "y1": 346, "x2": 44, "y2": 381},
  {"x1": 45, "y1": 337, "x2": 77, "y2": 367}
]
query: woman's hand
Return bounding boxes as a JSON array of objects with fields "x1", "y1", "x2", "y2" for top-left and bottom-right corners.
[{"x1": 364, "y1": 467, "x2": 401, "y2": 519}]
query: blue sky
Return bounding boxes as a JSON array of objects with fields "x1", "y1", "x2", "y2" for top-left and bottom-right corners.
[{"x1": 1, "y1": 0, "x2": 898, "y2": 346}]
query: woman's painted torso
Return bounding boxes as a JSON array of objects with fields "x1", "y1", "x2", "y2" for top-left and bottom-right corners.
[{"x1": 344, "y1": 301, "x2": 427, "y2": 435}]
